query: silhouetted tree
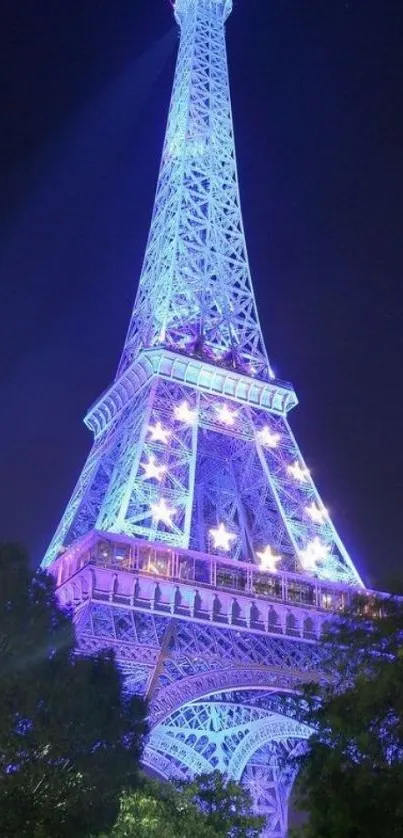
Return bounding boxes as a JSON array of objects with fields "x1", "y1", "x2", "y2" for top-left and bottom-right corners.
[
  {"x1": 0, "y1": 542, "x2": 147, "y2": 838},
  {"x1": 292, "y1": 594, "x2": 403, "y2": 838}
]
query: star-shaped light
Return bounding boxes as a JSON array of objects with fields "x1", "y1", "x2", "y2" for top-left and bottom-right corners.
[
  {"x1": 209, "y1": 523, "x2": 236, "y2": 551},
  {"x1": 299, "y1": 537, "x2": 330, "y2": 572},
  {"x1": 257, "y1": 426, "x2": 281, "y2": 448},
  {"x1": 305, "y1": 501, "x2": 328, "y2": 524},
  {"x1": 256, "y1": 545, "x2": 281, "y2": 572},
  {"x1": 174, "y1": 401, "x2": 197, "y2": 425},
  {"x1": 216, "y1": 403, "x2": 237, "y2": 426},
  {"x1": 148, "y1": 422, "x2": 171, "y2": 444},
  {"x1": 141, "y1": 454, "x2": 167, "y2": 482},
  {"x1": 150, "y1": 498, "x2": 176, "y2": 527},
  {"x1": 287, "y1": 461, "x2": 309, "y2": 482}
]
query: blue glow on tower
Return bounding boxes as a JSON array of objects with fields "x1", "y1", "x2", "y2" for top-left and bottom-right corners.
[{"x1": 42, "y1": 1, "x2": 366, "y2": 835}]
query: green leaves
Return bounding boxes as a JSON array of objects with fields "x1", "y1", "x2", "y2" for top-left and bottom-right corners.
[
  {"x1": 0, "y1": 543, "x2": 147, "y2": 838},
  {"x1": 0, "y1": 544, "x2": 261, "y2": 838},
  {"x1": 291, "y1": 595, "x2": 403, "y2": 838},
  {"x1": 108, "y1": 771, "x2": 265, "y2": 838}
]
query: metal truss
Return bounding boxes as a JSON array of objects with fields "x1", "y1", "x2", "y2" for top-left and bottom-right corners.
[
  {"x1": 62, "y1": 594, "x2": 318, "y2": 836},
  {"x1": 67, "y1": 603, "x2": 315, "y2": 834},
  {"x1": 150, "y1": 700, "x2": 310, "y2": 778},
  {"x1": 147, "y1": 694, "x2": 311, "y2": 837},
  {"x1": 42, "y1": 0, "x2": 367, "y2": 833},
  {"x1": 43, "y1": 374, "x2": 363, "y2": 585},
  {"x1": 117, "y1": 0, "x2": 271, "y2": 380},
  {"x1": 242, "y1": 738, "x2": 306, "y2": 838},
  {"x1": 69, "y1": 606, "x2": 323, "y2": 697}
]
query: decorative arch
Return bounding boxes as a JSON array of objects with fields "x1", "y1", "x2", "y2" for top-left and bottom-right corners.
[
  {"x1": 146, "y1": 684, "x2": 313, "y2": 838},
  {"x1": 240, "y1": 737, "x2": 309, "y2": 838},
  {"x1": 147, "y1": 729, "x2": 213, "y2": 776},
  {"x1": 150, "y1": 664, "x2": 316, "y2": 727},
  {"x1": 227, "y1": 713, "x2": 312, "y2": 780},
  {"x1": 142, "y1": 746, "x2": 189, "y2": 781}
]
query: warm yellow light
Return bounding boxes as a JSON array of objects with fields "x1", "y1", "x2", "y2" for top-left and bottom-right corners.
[
  {"x1": 148, "y1": 422, "x2": 171, "y2": 443},
  {"x1": 299, "y1": 537, "x2": 330, "y2": 572},
  {"x1": 150, "y1": 498, "x2": 176, "y2": 527},
  {"x1": 174, "y1": 401, "x2": 197, "y2": 425},
  {"x1": 305, "y1": 501, "x2": 328, "y2": 524},
  {"x1": 209, "y1": 522, "x2": 236, "y2": 551},
  {"x1": 141, "y1": 454, "x2": 167, "y2": 482},
  {"x1": 256, "y1": 545, "x2": 281, "y2": 572},
  {"x1": 216, "y1": 403, "x2": 237, "y2": 426},
  {"x1": 257, "y1": 426, "x2": 281, "y2": 448},
  {"x1": 287, "y1": 461, "x2": 309, "y2": 482}
]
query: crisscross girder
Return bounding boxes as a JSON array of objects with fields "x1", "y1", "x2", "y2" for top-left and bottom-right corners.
[{"x1": 118, "y1": 0, "x2": 271, "y2": 379}]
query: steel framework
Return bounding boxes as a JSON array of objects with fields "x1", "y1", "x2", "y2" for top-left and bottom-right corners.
[{"x1": 42, "y1": 1, "x2": 365, "y2": 834}]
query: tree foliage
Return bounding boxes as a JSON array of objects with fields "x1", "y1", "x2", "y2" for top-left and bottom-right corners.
[
  {"x1": 0, "y1": 542, "x2": 147, "y2": 838},
  {"x1": 108, "y1": 771, "x2": 265, "y2": 838},
  {"x1": 292, "y1": 594, "x2": 403, "y2": 838}
]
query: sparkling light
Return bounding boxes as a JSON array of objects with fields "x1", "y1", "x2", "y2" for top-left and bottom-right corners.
[
  {"x1": 148, "y1": 422, "x2": 171, "y2": 444},
  {"x1": 141, "y1": 454, "x2": 167, "y2": 482},
  {"x1": 287, "y1": 461, "x2": 309, "y2": 482},
  {"x1": 174, "y1": 401, "x2": 197, "y2": 425},
  {"x1": 305, "y1": 501, "x2": 328, "y2": 524},
  {"x1": 257, "y1": 426, "x2": 281, "y2": 448},
  {"x1": 209, "y1": 522, "x2": 236, "y2": 551},
  {"x1": 299, "y1": 537, "x2": 330, "y2": 572},
  {"x1": 256, "y1": 545, "x2": 281, "y2": 572},
  {"x1": 150, "y1": 498, "x2": 176, "y2": 527},
  {"x1": 216, "y1": 403, "x2": 237, "y2": 425}
]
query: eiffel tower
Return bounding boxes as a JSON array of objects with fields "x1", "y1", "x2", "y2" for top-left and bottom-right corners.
[{"x1": 42, "y1": 0, "x2": 365, "y2": 834}]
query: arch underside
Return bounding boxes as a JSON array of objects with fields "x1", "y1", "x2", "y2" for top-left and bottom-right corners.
[
  {"x1": 146, "y1": 686, "x2": 311, "y2": 838},
  {"x1": 76, "y1": 609, "x2": 316, "y2": 836}
]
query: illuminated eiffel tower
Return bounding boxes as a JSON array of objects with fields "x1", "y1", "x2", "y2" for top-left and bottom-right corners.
[{"x1": 43, "y1": 0, "x2": 365, "y2": 834}]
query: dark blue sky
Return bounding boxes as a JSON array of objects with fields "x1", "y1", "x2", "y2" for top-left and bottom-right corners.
[{"x1": 1, "y1": 0, "x2": 402, "y2": 587}]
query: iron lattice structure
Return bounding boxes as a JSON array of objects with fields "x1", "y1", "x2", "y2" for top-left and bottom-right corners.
[{"x1": 42, "y1": 0, "x2": 366, "y2": 834}]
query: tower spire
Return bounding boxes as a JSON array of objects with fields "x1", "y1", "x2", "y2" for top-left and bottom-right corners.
[{"x1": 118, "y1": 0, "x2": 273, "y2": 380}]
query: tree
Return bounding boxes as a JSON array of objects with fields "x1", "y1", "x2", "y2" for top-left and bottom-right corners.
[
  {"x1": 0, "y1": 542, "x2": 147, "y2": 838},
  {"x1": 108, "y1": 771, "x2": 265, "y2": 838},
  {"x1": 291, "y1": 594, "x2": 403, "y2": 838}
]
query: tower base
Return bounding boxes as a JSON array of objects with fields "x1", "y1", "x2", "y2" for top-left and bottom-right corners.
[{"x1": 52, "y1": 531, "x2": 360, "y2": 836}]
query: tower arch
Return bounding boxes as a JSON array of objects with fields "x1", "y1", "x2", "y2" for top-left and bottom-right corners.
[{"x1": 145, "y1": 686, "x2": 311, "y2": 835}]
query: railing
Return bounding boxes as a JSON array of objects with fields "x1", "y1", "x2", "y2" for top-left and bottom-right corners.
[{"x1": 54, "y1": 532, "x2": 363, "y2": 614}]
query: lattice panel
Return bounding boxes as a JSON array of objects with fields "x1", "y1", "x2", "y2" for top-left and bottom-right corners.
[
  {"x1": 170, "y1": 621, "x2": 322, "y2": 671},
  {"x1": 148, "y1": 692, "x2": 311, "y2": 838},
  {"x1": 118, "y1": 0, "x2": 271, "y2": 380}
]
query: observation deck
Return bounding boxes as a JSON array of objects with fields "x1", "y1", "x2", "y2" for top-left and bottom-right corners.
[{"x1": 51, "y1": 531, "x2": 372, "y2": 645}]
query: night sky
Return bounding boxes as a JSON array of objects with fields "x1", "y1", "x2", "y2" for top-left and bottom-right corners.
[{"x1": 1, "y1": 0, "x2": 402, "y2": 588}]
